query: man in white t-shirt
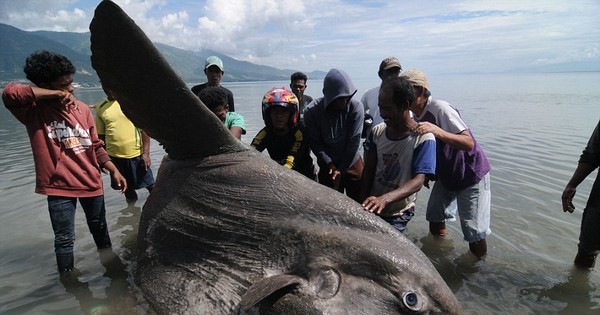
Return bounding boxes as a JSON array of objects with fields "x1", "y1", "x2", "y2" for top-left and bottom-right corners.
[
  {"x1": 360, "y1": 76, "x2": 436, "y2": 234},
  {"x1": 360, "y1": 56, "x2": 402, "y2": 138}
]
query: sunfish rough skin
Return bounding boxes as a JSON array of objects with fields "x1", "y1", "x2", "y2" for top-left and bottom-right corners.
[{"x1": 89, "y1": 1, "x2": 463, "y2": 314}]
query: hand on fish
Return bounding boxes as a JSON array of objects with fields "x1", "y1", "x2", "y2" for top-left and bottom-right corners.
[{"x1": 362, "y1": 195, "x2": 389, "y2": 214}]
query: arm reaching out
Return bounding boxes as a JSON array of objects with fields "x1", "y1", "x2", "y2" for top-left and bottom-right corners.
[
  {"x1": 562, "y1": 162, "x2": 596, "y2": 213},
  {"x1": 101, "y1": 161, "x2": 128, "y2": 193}
]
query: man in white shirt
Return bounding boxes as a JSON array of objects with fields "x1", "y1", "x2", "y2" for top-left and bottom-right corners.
[{"x1": 360, "y1": 56, "x2": 402, "y2": 137}]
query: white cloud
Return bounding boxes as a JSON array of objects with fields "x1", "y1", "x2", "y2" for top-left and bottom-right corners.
[
  {"x1": 0, "y1": 0, "x2": 598, "y2": 78},
  {"x1": 0, "y1": 0, "x2": 91, "y2": 32}
]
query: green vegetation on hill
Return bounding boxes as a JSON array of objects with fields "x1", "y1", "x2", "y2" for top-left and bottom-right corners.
[{"x1": 0, "y1": 23, "x2": 325, "y2": 87}]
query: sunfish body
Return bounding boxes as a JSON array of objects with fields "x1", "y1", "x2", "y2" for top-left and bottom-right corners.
[{"x1": 89, "y1": 1, "x2": 463, "y2": 314}]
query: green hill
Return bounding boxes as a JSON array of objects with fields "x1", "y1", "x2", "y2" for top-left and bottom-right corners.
[
  {"x1": 0, "y1": 23, "x2": 325, "y2": 87},
  {"x1": 0, "y1": 24, "x2": 95, "y2": 84}
]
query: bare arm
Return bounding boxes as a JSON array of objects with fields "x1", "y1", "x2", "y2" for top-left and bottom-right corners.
[
  {"x1": 362, "y1": 174, "x2": 426, "y2": 214},
  {"x1": 414, "y1": 122, "x2": 474, "y2": 151},
  {"x1": 101, "y1": 160, "x2": 128, "y2": 193},
  {"x1": 359, "y1": 150, "x2": 377, "y2": 203},
  {"x1": 98, "y1": 134, "x2": 106, "y2": 148},
  {"x1": 31, "y1": 86, "x2": 77, "y2": 111},
  {"x1": 141, "y1": 130, "x2": 152, "y2": 169},
  {"x1": 562, "y1": 162, "x2": 597, "y2": 213},
  {"x1": 229, "y1": 126, "x2": 244, "y2": 140}
]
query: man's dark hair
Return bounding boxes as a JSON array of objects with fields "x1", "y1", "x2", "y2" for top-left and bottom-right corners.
[
  {"x1": 198, "y1": 86, "x2": 228, "y2": 111},
  {"x1": 423, "y1": 88, "x2": 431, "y2": 99},
  {"x1": 380, "y1": 76, "x2": 416, "y2": 109},
  {"x1": 23, "y1": 50, "x2": 76, "y2": 86},
  {"x1": 290, "y1": 71, "x2": 308, "y2": 83}
]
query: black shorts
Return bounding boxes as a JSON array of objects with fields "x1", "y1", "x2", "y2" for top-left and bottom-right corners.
[{"x1": 109, "y1": 155, "x2": 155, "y2": 190}]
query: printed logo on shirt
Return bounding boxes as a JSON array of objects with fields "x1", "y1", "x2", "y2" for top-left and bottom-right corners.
[
  {"x1": 47, "y1": 120, "x2": 92, "y2": 154},
  {"x1": 377, "y1": 152, "x2": 401, "y2": 189}
]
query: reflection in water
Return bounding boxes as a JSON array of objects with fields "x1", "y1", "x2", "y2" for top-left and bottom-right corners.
[
  {"x1": 419, "y1": 234, "x2": 485, "y2": 292},
  {"x1": 58, "y1": 200, "x2": 144, "y2": 315},
  {"x1": 2, "y1": 75, "x2": 600, "y2": 314},
  {"x1": 536, "y1": 268, "x2": 598, "y2": 314},
  {"x1": 419, "y1": 235, "x2": 463, "y2": 292},
  {"x1": 59, "y1": 249, "x2": 136, "y2": 315},
  {"x1": 59, "y1": 269, "x2": 98, "y2": 313},
  {"x1": 115, "y1": 202, "x2": 143, "y2": 262}
]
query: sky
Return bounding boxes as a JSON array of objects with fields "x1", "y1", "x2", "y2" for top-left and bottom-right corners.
[{"x1": 0, "y1": 0, "x2": 599, "y2": 79}]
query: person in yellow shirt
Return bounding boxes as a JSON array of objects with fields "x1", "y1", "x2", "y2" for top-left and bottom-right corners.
[{"x1": 95, "y1": 86, "x2": 155, "y2": 201}]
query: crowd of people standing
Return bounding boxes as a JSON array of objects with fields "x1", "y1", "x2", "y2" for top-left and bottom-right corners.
[{"x1": 3, "y1": 50, "x2": 598, "y2": 277}]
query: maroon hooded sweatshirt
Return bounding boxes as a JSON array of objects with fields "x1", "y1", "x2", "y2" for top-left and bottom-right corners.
[{"x1": 3, "y1": 83, "x2": 110, "y2": 197}]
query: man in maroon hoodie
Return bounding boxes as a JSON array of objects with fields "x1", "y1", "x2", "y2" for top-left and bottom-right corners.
[{"x1": 2, "y1": 51, "x2": 127, "y2": 274}]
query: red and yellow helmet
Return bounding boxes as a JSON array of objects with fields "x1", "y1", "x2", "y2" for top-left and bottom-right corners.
[{"x1": 261, "y1": 87, "x2": 300, "y2": 127}]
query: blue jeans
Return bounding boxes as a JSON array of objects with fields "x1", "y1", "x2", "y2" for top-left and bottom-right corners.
[
  {"x1": 381, "y1": 206, "x2": 415, "y2": 234},
  {"x1": 47, "y1": 195, "x2": 112, "y2": 259}
]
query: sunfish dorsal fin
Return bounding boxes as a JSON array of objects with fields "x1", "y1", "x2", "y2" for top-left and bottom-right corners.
[{"x1": 89, "y1": 0, "x2": 245, "y2": 159}]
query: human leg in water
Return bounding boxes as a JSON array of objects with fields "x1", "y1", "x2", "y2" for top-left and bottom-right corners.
[{"x1": 80, "y1": 196, "x2": 112, "y2": 249}]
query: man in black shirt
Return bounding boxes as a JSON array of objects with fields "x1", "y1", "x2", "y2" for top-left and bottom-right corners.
[
  {"x1": 289, "y1": 71, "x2": 313, "y2": 126},
  {"x1": 191, "y1": 56, "x2": 235, "y2": 111}
]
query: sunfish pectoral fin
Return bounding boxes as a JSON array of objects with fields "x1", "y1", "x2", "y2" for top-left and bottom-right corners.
[
  {"x1": 239, "y1": 274, "x2": 305, "y2": 311},
  {"x1": 89, "y1": 0, "x2": 245, "y2": 160}
]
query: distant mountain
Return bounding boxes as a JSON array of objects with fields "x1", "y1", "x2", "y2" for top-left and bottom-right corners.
[
  {"x1": 0, "y1": 24, "x2": 94, "y2": 83},
  {"x1": 0, "y1": 23, "x2": 326, "y2": 86}
]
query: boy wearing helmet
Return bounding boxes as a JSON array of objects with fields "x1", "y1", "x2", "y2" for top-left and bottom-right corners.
[{"x1": 251, "y1": 87, "x2": 315, "y2": 179}]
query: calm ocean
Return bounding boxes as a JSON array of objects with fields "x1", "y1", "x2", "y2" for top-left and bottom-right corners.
[{"x1": 1, "y1": 72, "x2": 599, "y2": 314}]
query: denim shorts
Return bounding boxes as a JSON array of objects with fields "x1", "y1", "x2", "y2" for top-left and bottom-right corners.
[
  {"x1": 380, "y1": 206, "x2": 415, "y2": 234},
  {"x1": 426, "y1": 173, "x2": 491, "y2": 243}
]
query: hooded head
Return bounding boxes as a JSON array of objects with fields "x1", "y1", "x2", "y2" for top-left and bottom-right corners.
[{"x1": 322, "y1": 68, "x2": 357, "y2": 109}]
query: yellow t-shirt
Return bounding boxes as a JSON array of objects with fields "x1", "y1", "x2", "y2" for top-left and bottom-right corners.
[{"x1": 94, "y1": 99, "x2": 142, "y2": 158}]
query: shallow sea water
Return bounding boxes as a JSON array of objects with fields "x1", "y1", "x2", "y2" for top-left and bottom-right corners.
[{"x1": 1, "y1": 72, "x2": 599, "y2": 314}]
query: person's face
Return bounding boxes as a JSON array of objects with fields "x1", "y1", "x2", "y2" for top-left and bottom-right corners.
[
  {"x1": 290, "y1": 79, "x2": 307, "y2": 99},
  {"x1": 45, "y1": 74, "x2": 74, "y2": 93},
  {"x1": 410, "y1": 85, "x2": 426, "y2": 117},
  {"x1": 204, "y1": 66, "x2": 223, "y2": 86},
  {"x1": 269, "y1": 106, "x2": 291, "y2": 131},
  {"x1": 378, "y1": 87, "x2": 403, "y2": 127},
  {"x1": 379, "y1": 67, "x2": 401, "y2": 80},
  {"x1": 211, "y1": 105, "x2": 228, "y2": 123},
  {"x1": 330, "y1": 96, "x2": 350, "y2": 112}
]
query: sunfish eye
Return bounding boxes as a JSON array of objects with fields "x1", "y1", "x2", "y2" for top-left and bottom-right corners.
[
  {"x1": 309, "y1": 267, "x2": 341, "y2": 299},
  {"x1": 402, "y1": 291, "x2": 420, "y2": 310}
]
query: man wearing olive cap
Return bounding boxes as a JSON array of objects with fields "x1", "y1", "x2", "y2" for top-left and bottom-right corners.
[{"x1": 191, "y1": 56, "x2": 235, "y2": 112}]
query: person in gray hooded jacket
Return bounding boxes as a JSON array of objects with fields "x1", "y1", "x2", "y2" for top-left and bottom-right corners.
[{"x1": 304, "y1": 68, "x2": 364, "y2": 202}]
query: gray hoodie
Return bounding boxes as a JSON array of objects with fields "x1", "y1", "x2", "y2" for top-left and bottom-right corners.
[{"x1": 304, "y1": 69, "x2": 364, "y2": 171}]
